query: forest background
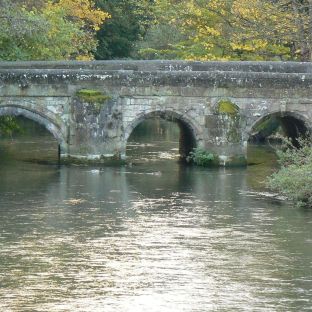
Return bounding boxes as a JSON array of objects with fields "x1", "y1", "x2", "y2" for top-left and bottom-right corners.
[{"x1": 2, "y1": 0, "x2": 312, "y2": 62}]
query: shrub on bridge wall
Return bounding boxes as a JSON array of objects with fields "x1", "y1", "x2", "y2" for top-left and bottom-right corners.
[
  {"x1": 76, "y1": 89, "x2": 111, "y2": 114},
  {"x1": 0, "y1": 116, "x2": 21, "y2": 138},
  {"x1": 267, "y1": 137, "x2": 312, "y2": 207}
]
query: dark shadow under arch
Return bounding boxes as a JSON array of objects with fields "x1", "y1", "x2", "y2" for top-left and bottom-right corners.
[
  {"x1": 125, "y1": 111, "x2": 199, "y2": 160},
  {"x1": 0, "y1": 105, "x2": 67, "y2": 155},
  {"x1": 249, "y1": 111, "x2": 310, "y2": 146}
]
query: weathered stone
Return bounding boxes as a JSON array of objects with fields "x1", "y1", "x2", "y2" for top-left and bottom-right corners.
[{"x1": 0, "y1": 60, "x2": 312, "y2": 166}]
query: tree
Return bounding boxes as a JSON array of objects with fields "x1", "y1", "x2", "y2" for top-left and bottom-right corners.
[
  {"x1": 135, "y1": 23, "x2": 187, "y2": 60},
  {"x1": 0, "y1": 0, "x2": 109, "y2": 61},
  {"x1": 136, "y1": 0, "x2": 241, "y2": 60},
  {"x1": 94, "y1": 0, "x2": 153, "y2": 59},
  {"x1": 137, "y1": 0, "x2": 312, "y2": 61},
  {"x1": 228, "y1": 0, "x2": 312, "y2": 61}
]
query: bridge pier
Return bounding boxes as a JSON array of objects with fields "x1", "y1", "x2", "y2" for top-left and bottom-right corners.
[
  {"x1": 1, "y1": 60, "x2": 312, "y2": 167},
  {"x1": 62, "y1": 97, "x2": 248, "y2": 166}
]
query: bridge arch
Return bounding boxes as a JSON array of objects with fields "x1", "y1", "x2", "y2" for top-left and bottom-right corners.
[
  {"x1": 247, "y1": 110, "x2": 311, "y2": 144},
  {"x1": 0, "y1": 105, "x2": 68, "y2": 155},
  {"x1": 124, "y1": 110, "x2": 203, "y2": 159}
]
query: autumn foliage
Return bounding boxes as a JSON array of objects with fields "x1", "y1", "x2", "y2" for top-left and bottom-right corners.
[
  {"x1": 1, "y1": 0, "x2": 312, "y2": 61},
  {"x1": 0, "y1": 0, "x2": 109, "y2": 61},
  {"x1": 138, "y1": 0, "x2": 312, "y2": 61}
]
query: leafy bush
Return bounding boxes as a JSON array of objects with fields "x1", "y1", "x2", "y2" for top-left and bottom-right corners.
[
  {"x1": 187, "y1": 148, "x2": 216, "y2": 166},
  {"x1": 0, "y1": 116, "x2": 21, "y2": 139},
  {"x1": 267, "y1": 136, "x2": 312, "y2": 207}
]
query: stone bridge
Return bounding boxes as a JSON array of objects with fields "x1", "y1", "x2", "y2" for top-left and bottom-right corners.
[{"x1": 0, "y1": 60, "x2": 312, "y2": 166}]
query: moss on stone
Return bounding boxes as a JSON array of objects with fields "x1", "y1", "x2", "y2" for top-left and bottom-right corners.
[
  {"x1": 76, "y1": 89, "x2": 111, "y2": 103},
  {"x1": 217, "y1": 99, "x2": 239, "y2": 114},
  {"x1": 226, "y1": 116, "x2": 241, "y2": 142},
  {"x1": 215, "y1": 99, "x2": 241, "y2": 143},
  {"x1": 76, "y1": 89, "x2": 111, "y2": 113}
]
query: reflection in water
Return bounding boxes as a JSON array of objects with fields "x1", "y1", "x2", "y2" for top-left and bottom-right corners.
[
  {"x1": 0, "y1": 119, "x2": 311, "y2": 311},
  {"x1": 0, "y1": 116, "x2": 59, "y2": 164},
  {"x1": 127, "y1": 118, "x2": 180, "y2": 163}
]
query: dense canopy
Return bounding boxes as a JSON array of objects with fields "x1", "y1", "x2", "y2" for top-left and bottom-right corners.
[
  {"x1": 136, "y1": 0, "x2": 312, "y2": 61},
  {"x1": 1, "y1": 0, "x2": 312, "y2": 61},
  {"x1": 0, "y1": 0, "x2": 109, "y2": 60}
]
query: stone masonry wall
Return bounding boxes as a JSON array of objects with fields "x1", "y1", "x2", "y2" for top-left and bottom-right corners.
[{"x1": 0, "y1": 60, "x2": 312, "y2": 165}]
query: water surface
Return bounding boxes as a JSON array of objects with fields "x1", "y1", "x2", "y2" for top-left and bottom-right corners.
[{"x1": 0, "y1": 120, "x2": 311, "y2": 311}]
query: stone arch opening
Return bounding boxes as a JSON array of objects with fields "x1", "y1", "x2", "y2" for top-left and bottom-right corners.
[
  {"x1": 0, "y1": 106, "x2": 67, "y2": 160},
  {"x1": 249, "y1": 112, "x2": 309, "y2": 145},
  {"x1": 125, "y1": 111, "x2": 199, "y2": 161}
]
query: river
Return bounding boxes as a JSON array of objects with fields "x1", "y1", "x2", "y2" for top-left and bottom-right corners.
[{"x1": 0, "y1": 119, "x2": 311, "y2": 311}]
